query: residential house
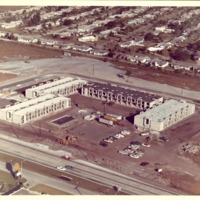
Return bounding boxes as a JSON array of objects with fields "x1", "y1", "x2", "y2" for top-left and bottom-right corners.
[
  {"x1": 148, "y1": 46, "x2": 164, "y2": 52},
  {"x1": 72, "y1": 45, "x2": 92, "y2": 52},
  {"x1": 90, "y1": 49, "x2": 109, "y2": 56},
  {"x1": 128, "y1": 18, "x2": 145, "y2": 25},
  {"x1": 155, "y1": 26, "x2": 174, "y2": 34},
  {"x1": 0, "y1": 31, "x2": 7, "y2": 37},
  {"x1": 1, "y1": 20, "x2": 22, "y2": 29},
  {"x1": 17, "y1": 36, "x2": 34, "y2": 44},
  {"x1": 154, "y1": 60, "x2": 169, "y2": 68},
  {"x1": 60, "y1": 44, "x2": 73, "y2": 50},
  {"x1": 78, "y1": 35, "x2": 98, "y2": 42}
]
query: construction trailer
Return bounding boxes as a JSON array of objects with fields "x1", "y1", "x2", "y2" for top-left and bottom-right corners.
[
  {"x1": 25, "y1": 77, "x2": 87, "y2": 99},
  {"x1": 99, "y1": 117, "x2": 114, "y2": 126},
  {"x1": 134, "y1": 99, "x2": 195, "y2": 131},
  {"x1": 0, "y1": 94, "x2": 71, "y2": 125}
]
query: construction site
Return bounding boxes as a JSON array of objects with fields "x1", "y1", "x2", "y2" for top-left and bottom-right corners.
[{"x1": 0, "y1": 74, "x2": 200, "y2": 195}]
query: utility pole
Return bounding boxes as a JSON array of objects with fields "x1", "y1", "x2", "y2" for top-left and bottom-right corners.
[{"x1": 93, "y1": 64, "x2": 94, "y2": 76}]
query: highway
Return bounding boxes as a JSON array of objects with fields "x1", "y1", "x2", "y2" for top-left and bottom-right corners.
[
  {"x1": 0, "y1": 133, "x2": 183, "y2": 195},
  {"x1": 0, "y1": 161, "x2": 94, "y2": 195}
]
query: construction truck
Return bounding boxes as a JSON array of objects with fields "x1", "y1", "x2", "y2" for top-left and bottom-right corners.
[
  {"x1": 103, "y1": 115, "x2": 118, "y2": 122},
  {"x1": 56, "y1": 138, "x2": 68, "y2": 145},
  {"x1": 66, "y1": 135, "x2": 78, "y2": 141}
]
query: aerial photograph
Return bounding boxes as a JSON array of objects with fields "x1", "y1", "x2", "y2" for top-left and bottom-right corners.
[{"x1": 0, "y1": 5, "x2": 200, "y2": 196}]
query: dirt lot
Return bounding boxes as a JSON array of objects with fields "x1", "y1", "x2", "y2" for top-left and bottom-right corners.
[
  {"x1": 0, "y1": 41, "x2": 63, "y2": 62},
  {"x1": 111, "y1": 60, "x2": 200, "y2": 92},
  {"x1": 30, "y1": 184, "x2": 71, "y2": 195},
  {"x1": 0, "y1": 73, "x2": 18, "y2": 82},
  {"x1": 0, "y1": 6, "x2": 26, "y2": 12}
]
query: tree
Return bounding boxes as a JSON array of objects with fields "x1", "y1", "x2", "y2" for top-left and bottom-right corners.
[
  {"x1": 63, "y1": 19, "x2": 73, "y2": 26},
  {"x1": 170, "y1": 49, "x2": 191, "y2": 61},
  {"x1": 27, "y1": 12, "x2": 41, "y2": 26}
]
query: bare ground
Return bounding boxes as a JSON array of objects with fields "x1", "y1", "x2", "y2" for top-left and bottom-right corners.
[
  {"x1": 30, "y1": 184, "x2": 71, "y2": 195},
  {"x1": 0, "y1": 73, "x2": 18, "y2": 82},
  {"x1": 0, "y1": 41, "x2": 63, "y2": 62}
]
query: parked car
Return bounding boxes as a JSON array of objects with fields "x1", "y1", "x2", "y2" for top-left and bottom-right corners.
[
  {"x1": 130, "y1": 141, "x2": 142, "y2": 145},
  {"x1": 140, "y1": 132, "x2": 150, "y2": 136},
  {"x1": 108, "y1": 102, "x2": 115, "y2": 106},
  {"x1": 129, "y1": 154, "x2": 140, "y2": 159},
  {"x1": 118, "y1": 150, "x2": 129, "y2": 155},
  {"x1": 114, "y1": 134, "x2": 124, "y2": 139},
  {"x1": 124, "y1": 148, "x2": 133, "y2": 153},
  {"x1": 108, "y1": 136, "x2": 118, "y2": 141},
  {"x1": 142, "y1": 143, "x2": 151, "y2": 147},
  {"x1": 99, "y1": 141, "x2": 108, "y2": 147},
  {"x1": 128, "y1": 145, "x2": 140, "y2": 150},
  {"x1": 159, "y1": 136, "x2": 169, "y2": 142},
  {"x1": 140, "y1": 162, "x2": 149, "y2": 166},
  {"x1": 104, "y1": 139, "x2": 113, "y2": 143},
  {"x1": 120, "y1": 130, "x2": 131, "y2": 135},
  {"x1": 155, "y1": 168, "x2": 163, "y2": 172},
  {"x1": 65, "y1": 165, "x2": 74, "y2": 170},
  {"x1": 56, "y1": 166, "x2": 66, "y2": 171},
  {"x1": 61, "y1": 155, "x2": 71, "y2": 160}
]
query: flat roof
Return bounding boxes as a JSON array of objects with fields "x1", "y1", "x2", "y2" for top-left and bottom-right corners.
[
  {"x1": 83, "y1": 82, "x2": 162, "y2": 103},
  {"x1": 43, "y1": 80, "x2": 87, "y2": 94},
  {"x1": 13, "y1": 96, "x2": 70, "y2": 116},
  {"x1": 2, "y1": 94, "x2": 56, "y2": 112},
  {"x1": 27, "y1": 77, "x2": 75, "y2": 92},
  {"x1": 138, "y1": 99, "x2": 195, "y2": 122}
]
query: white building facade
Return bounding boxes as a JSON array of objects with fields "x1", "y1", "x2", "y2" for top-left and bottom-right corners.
[
  {"x1": 0, "y1": 94, "x2": 71, "y2": 125},
  {"x1": 81, "y1": 82, "x2": 163, "y2": 109},
  {"x1": 25, "y1": 77, "x2": 87, "y2": 99},
  {"x1": 134, "y1": 99, "x2": 195, "y2": 131}
]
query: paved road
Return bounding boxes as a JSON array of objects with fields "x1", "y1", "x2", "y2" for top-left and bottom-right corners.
[
  {"x1": 0, "y1": 161, "x2": 94, "y2": 195},
  {"x1": 0, "y1": 133, "x2": 183, "y2": 195}
]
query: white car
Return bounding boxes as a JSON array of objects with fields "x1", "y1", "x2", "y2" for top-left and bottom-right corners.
[
  {"x1": 124, "y1": 148, "x2": 133, "y2": 153},
  {"x1": 118, "y1": 150, "x2": 129, "y2": 155},
  {"x1": 120, "y1": 130, "x2": 131, "y2": 135},
  {"x1": 128, "y1": 146, "x2": 139, "y2": 151},
  {"x1": 128, "y1": 145, "x2": 140, "y2": 149},
  {"x1": 56, "y1": 166, "x2": 66, "y2": 171},
  {"x1": 142, "y1": 143, "x2": 151, "y2": 147},
  {"x1": 129, "y1": 154, "x2": 140, "y2": 159},
  {"x1": 140, "y1": 132, "x2": 150, "y2": 136},
  {"x1": 104, "y1": 139, "x2": 113, "y2": 143},
  {"x1": 114, "y1": 134, "x2": 124, "y2": 138}
]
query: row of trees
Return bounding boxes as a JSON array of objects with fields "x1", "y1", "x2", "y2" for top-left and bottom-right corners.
[{"x1": 27, "y1": 12, "x2": 41, "y2": 26}]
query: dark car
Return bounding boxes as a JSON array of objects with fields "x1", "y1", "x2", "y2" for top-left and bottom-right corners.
[
  {"x1": 131, "y1": 141, "x2": 142, "y2": 145},
  {"x1": 159, "y1": 136, "x2": 169, "y2": 142},
  {"x1": 99, "y1": 141, "x2": 108, "y2": 147},
  {"x1": 65, "y1": 165, "x2": 74, "y2": 170},
  {"x1": 140, "y1": 162, "x2": 149, "y2": 166}
]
